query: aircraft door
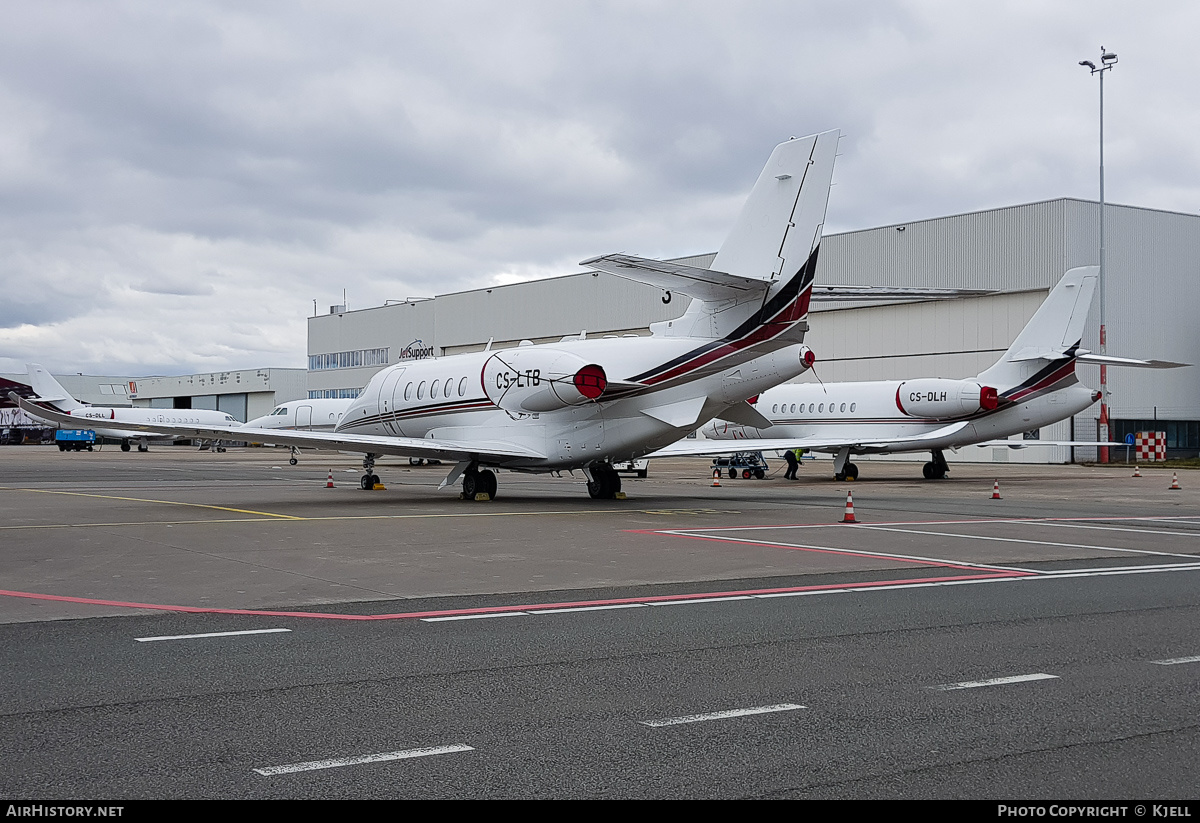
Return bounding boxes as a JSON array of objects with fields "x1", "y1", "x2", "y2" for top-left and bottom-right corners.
[
  {"x1": 296, "y1": 405, "x2": 313, "y2": 430},
  {"x1": 376, "y1": 368, "x2": 406, "y2": 435}
]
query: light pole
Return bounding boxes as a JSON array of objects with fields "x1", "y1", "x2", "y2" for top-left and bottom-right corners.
[{"x1": 1079, "y1": 46, "x2": 1117, "y2": 462}]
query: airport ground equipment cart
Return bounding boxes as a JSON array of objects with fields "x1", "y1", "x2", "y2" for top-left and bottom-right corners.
[
  {"x1": 55, "y1": 429, "x2": 96, "y2": 452},
  {"x1": 613, "y1": 459, "x2": 649, "y2": 478},
  {"x1": 711, "y1": 451, "x2": 768, "y2": 479}
]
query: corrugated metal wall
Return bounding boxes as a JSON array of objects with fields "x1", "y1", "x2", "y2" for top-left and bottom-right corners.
[{"x1": 306, "y1": 197, "x2": 1199, "y2": 461}]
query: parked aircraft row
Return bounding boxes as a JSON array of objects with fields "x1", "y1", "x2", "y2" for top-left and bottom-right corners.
[
  {"x1": 696, "y1": 266, "x2": 1182, "y2": 480},
  {"x1": 23, "y1": 366, "x2": 241, "y2": 452},
  {"x1": 18, "y1": 130, "x2": 840, "y2": 499},
  {"x1": 13, "y1": 128, "x2": 1184, "y2": 497}
]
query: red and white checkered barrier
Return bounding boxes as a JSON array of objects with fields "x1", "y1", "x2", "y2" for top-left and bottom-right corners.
[{"x1": 1135, "y1": 431, "x2": 1166, "y2": 462}]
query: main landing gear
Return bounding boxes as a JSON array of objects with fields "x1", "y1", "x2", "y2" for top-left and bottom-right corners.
[
  {"x1": 832, "y1": 446, "x2": 859, "y2": 482},
  {"x1": 586, "y1": 465, "x2": 622, "y2": 499},
  {"x1": 121, "y1": 439, "x2": 131, "y2": 452},
  {"x1": 922, "y1": 449, "x2": 950, "y2": 480},
  {"x1": 462, "y1": 467, "x2": 498, "y2": 501},
  {"x1": 289, "y1": 446, "x2": 299, "y2": 466},
  {"x1": 359, "y1": 454, "x2": 381, "y2": 490}
]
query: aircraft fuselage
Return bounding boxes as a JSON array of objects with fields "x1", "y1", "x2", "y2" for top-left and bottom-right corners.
[{"x1": 337, "y1": 336, "x2": 814, "y2": 471}]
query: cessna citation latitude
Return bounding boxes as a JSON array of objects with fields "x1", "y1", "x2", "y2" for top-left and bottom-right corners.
[
  {"x1": 21, "y1": 364, "x2": 241, "y2": 451},
  {"x1": 16, "y1": 130, "x2": 841, "y2": 500},
  {"x1": 694, "y1": 266, "x2": 1184, "y2": 481}
]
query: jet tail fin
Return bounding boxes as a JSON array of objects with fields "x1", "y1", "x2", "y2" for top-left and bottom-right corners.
[
  {"x1": 976, "y1": 267, "x2": 1098, "y2": 393},
  {"x1": 587, "y1": 130, "x2": 838, "y2": 341},
  {"x1": 25, "y1": 364, "x2": 83, "y2": 411}
]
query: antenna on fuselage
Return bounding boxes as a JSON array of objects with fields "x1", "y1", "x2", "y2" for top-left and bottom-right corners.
[{"x1": 484, "y1": 337, "x2": 494, "y2": 351}]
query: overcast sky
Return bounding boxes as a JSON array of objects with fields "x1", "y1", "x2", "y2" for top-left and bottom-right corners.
[{"x1": 1, "y1": 1, "x2": 1196, "y2": 376}]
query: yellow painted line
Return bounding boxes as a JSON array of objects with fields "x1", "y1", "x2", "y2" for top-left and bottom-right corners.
[{"x1": 7, "y1": 488, "x2": 305, "y2": 520}]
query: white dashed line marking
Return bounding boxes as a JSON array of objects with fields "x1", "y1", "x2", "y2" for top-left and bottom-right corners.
[
  {"x1": 639, "y1": 703, "x2": 806, "y2": 727},
  {"x1": 254, "y1": 744, "x2": 474, "y2": 776},
  {"x1": 1151, "y1": 655, "x2": 1200, "y2": 666},
  {"x1": 421, "y1": 611, "x2": 529, "y2": 622},
  {"x1": 136, "y1": 628, "x2": 292, "y2": 642},
  {"x1": 929, "y1": 673, "x2": 1059, "y2": 691}
]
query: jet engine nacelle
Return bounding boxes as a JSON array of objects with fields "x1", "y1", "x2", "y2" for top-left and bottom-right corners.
[
  {"x1": 482, "y1": 348, "x2": 607, "y2": 413},
  {"x1": 895, "y1": 379, "x2": 998, "y2": 419}
]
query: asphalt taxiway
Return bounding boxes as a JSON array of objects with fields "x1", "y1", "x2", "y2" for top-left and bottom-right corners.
[{"x1": 1, "y1": 447, "x2": 1198, "y2": 798}]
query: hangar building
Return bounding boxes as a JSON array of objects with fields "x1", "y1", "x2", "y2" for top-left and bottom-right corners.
[{"x1": 307, "y1": 197, "x2": 1199, "y2": 462}]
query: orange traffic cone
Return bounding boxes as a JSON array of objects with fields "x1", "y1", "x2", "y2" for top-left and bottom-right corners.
[
  {"x1": 1132, "y1": 465, "x2": 1141, "y2": 477},
  {"x1": 841, "y1": 489, "x2": 858, "y2": 523},
  {"x1": 711, "y1": 468, "x2": 722, "y2": 487},
  {"x1": 326, "y1": 470, "x2": 335, "y2": 489},
  {"x1": 991, "y1": 480, "x2": 1001, "y2": 500},
  {"x1": 1170, "y1": 472, "x2": 1181, "y2": 490}
]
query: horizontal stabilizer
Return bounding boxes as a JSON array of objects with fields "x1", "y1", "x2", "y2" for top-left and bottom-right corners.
[
  {"x1": 714, "y1": 401, "x2": 773, "y2": 429},
  {"x1": 809, "y1": 285, "x2": 996, "y2": 303},
  {"x1": 580, "y1": 254, "x2": 769, "y2": 302},
  {"x1": 1076, "y1": 353, "x2": 1188, "y2": 369},
  {"x1": 639, "y1": 396, "x2": 708, "y2": 428}
]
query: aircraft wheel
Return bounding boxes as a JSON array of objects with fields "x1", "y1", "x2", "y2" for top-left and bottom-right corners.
[
  {"x1": 371, "y1": 474, "x2": 380, "y2": 486},
  {"x1": 289, "y1": 457, "x2": 298, "y2": 466},
  {"x1": 360, "y1": 474, "x2": 373, "y2": 490},
  {"x1": 844, "y1": 462, "x2": 859, "y2": 481},
  {"x1": 479, "y1": 469, "x2": 497, "y2": 500},
  {"x1": 922, "y1": 462, "x2": 935, "y2": 479},
  {"x1": 121, "y1": 442, "x2": 131, "y2": 452},
  {"x1": 587, "y1": 468, "x2": 620, "y2": 499},
  {"x1": 462, "y1": 470, "x2": 479, "y2": 499}
]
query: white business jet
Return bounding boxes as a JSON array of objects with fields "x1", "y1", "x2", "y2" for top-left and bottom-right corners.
[
  {"x1": 243, "y1": 398, "x2": 353, "y2": 464},
  {"x1": 22, "y1": 364, "x2": 241, "y2": 452},
  {"x1": 16, "y1": 130, "x2": 841, "y2": 499},
  {"x1": 693, "y1": 266, "x2": 1184, "y2": 480}
]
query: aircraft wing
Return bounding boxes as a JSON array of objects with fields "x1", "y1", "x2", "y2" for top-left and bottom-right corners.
[
  {"x1": 12, "y1": 394, "x2": 546, "y2": 462},
  {"x1": 648, "y1": 421, "x2": 972, "y2": 457},
  {"x1": 579, "y1": 254, "x2": 769, "y2": 302},
  {"x1": 978, "y1": 440, "x2": 1125, "y2": 448}
]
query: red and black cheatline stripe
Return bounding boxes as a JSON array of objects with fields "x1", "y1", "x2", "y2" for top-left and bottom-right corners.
[
  {"x1": 625, "y1": 246, "x2": 820, "y2": 390},
  {"x1": 997, "y1": 343, "x2": 1081, "y2": 405},
  {"x1": 340, "y1": 398, "x2": 494, "y2": 432}
]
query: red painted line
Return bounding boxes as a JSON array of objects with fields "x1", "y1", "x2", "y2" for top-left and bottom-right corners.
[
  {"x1": 628, "y1": 514, "x2": 1200, "y2": 534},
  {"x1": 0, "y1": 569, "x2": 1025, "y2": 622},
  {"x1": 643, "y1": 530, "x2": 1019, "y2": 573}
]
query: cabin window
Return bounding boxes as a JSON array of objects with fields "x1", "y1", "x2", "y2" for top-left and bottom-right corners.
[
  {"x1": 840, "y1": 403, "x2": 846, "y2": 413},
  {"x1": 431, "y1": 379, "x2": 440, "y2": 398},
  {"x1": 458, "y1": 377, "x2": 467, "y2": 396},
  {"x1": 444, "y1": 379, "x2": 452, "y2": 398},
  {"x1": 417, "y1": 381, "x2": 426, "y2": 400},
  {"x1": 404, "y1": 383, "x2": 412, "y2": 401},
  {"x1": 850, "y1": 403, "x2": 856, "y2": 413},
  {"x1": 818, "y1": 404, "x2": 824, "y2": 413}
]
